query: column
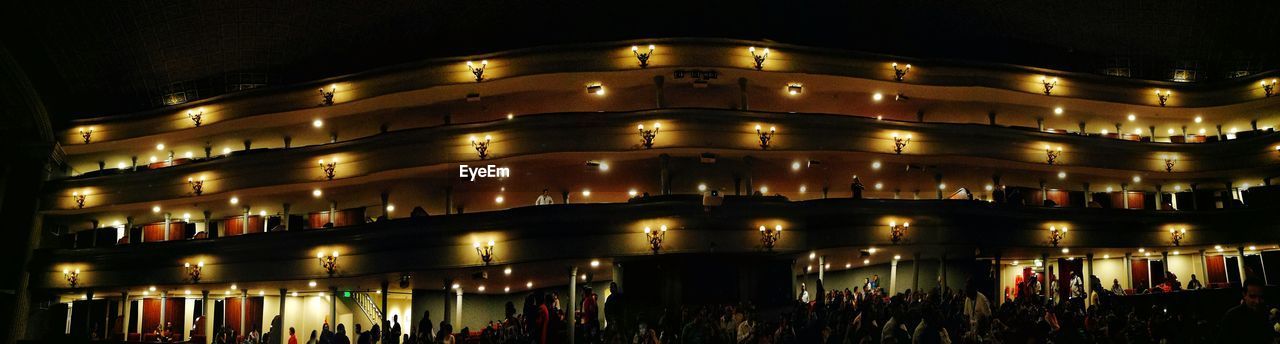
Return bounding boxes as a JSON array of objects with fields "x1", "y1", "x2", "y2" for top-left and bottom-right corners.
[
  {"x1": 1120, "y1": 184, "x2": 1129, "y2": 209},
  {"x1": 444, "y1": 186, "x2": 453, "y2": 215},
  {"x1": 1084, "y1": 253, "x2": 1093, "y2": 308},
  {"x1": 442, "y1": 280, "x2": 453, "y2": 326},
  {"x1": 992, "y1": 175, "x2": 1003, "y2": 203},
  {"x1": 85, "y1": 290, "x2": 94, "y2": 338},
  {"x1": 889, "y1": 257, "x2": 899, "y2": 294},
  {"x1": 240, "y1": 290, "x2": 247, "y2": 335},
  {"x1": 278, "y1": 289, "x2": 287, "y2": 344},
  {"x1": 1237, "y1": 247, "x2": 1248, "y2": 286},
  {"x1": 659, "y1": 154, "x2": 671, "y2": 195},
  {"x1": 203, "y1": 290, "x2": 212, "y2": 344},
  {"x1": 568, "y1": 266, "x2": 579, "y2": 344},
  {"x1": 1189, "y1": 184, "x2": 1199, "y2": 210},
  {"x1": 1154, "y1": 185, "x2": 1164, "y2": 210},
  {"x1": 817, "y1": 255, "x2": 825, "y2": 282},
  {"x1": 1162, "y1": 251, "x2": 1169, "y2": 271},
  {"x1": 1039, "y1": 180, "x2": 1048, "y2": 203},
  {"x1": 202, "y1": 211, "x2": 211, "y2": 237},
  {"x1": 743, "y1": 156, "x2": 754, "y2": 195},
  {"x1": 282, "y1": 203, "x2": 291, "y2": 231},
  {"x1": 935, "y1": 174, "x2": 944, "y2": 199},
  {"x1": 328, "y1": 201, "x2": 337, "y2": 226},
  {"x1": 912, "y1": 252, "x2": 921, "y2": 291},
  {"x1": 380, "y1": 281, "x2": 389, "y2": 327},
  {"x1": 330, "y1": 287, "x2": 338, "y2": 326},
  {"x1": 993, "y1": 255, "x2": 1003, "y2": 306},
  {"x1": 241, "y1": 207, "x2": 249, "y2": 234},
  {"x1": 381, "y1": 192, "x2": 390, "y2": 220},
  {"x1": 1198, "y1": 250, "x2": 1208, "y2": 286},
  {"x1": 1123, "y1": 253, "x2": 1133, "y2": 291},
  {"x1": 1040, "y1": 253, "x2": 1050, "y2": 299},
  {"x1": 454, "y1": 289, "x2": 463, "y2": 329},
  {"x1": 121, "y1": 291, "x2": 132, "y2": 339},
  {"x1": 126, "y1": 217, "x2": 135, "y2": 244},
  {"x1": 163, "y1": 213, "x2": 172, "y2": 241},
  {"x1": 939, "y1": 253, "x2": 948, "y2": 288}
]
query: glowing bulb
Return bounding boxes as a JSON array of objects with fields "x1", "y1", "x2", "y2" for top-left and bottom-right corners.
[
  {"x1": 313, "y1": 119, "x2": 324, "y2": 128},
  {"x1": 1194, "y1": 116, "x2": 1202, "y2": 123},
  {"x1": 312, "y1": 189, "x2": 322, "y2": 197},
  {"x1": 1128, "y1": 114, "x2": 1136, "y2": 121},
  {"x1": 229, "y1": 197, "x2": 239, "y2": 204},
  {"x1": 1053, "y1": 107, "x2": 1063, "y2": 115},
  {"x1": 495, "y1": 196, "x2": 505, "y2": 204},
  {"x1": 872, "y1": 93, "x2": 883, "y2": 101},
  {"x1": 697, "y1": 184, "x2": 707, "y2": 192},
  {"x1": 871, "y1": 161, "x2": 882, "y2": 169}
]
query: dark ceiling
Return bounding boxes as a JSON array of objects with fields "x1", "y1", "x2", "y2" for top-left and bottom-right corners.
[{"x1": 2, "y1": 0, "x2": 1277, "y2": 127}]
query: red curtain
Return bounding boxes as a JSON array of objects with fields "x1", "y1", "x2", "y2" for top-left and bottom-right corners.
[
  {"x1": 142, "y1": 299, "x2": 161, "y2": 335},
  {"x1": 308, "y1": 208, "x2": 366, "y2": 228},
  {"x1": 307, "y1": 212, "x2": 331, "y2": 229},
  {"x1": 1131, "y1": 259, "x2": 1150, "y2": 291},
  {"x1": 164, "y1": 297, "x2": 185, "y2": 341},
  {"x1": 142, "y1": 223, "x2": 166, "y2": 242},
  {"x1": 224, "y1": 297, "x2": 242, "y2": 335},
  {"x1": 1206, "y1": 255, "x2": 1228, "y2": 287},
  {"x1": 1045, "y1": 190, "x2": 1070, "y2": 207},
  {"x1": 245, "y1": 297, "x2": 264, "y2": 333},
  {"x1": 244, "y1": 216, "x2": 264, "y2": 234},
  {"x1": 1127, "y1": 192, "x2": 1145, "y2": 209},
  {"x1": 167, "y1": 223, "x2": 186, "y2": 241}
]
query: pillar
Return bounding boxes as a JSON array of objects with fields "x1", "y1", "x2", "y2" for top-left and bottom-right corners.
[
  {"x1": 935, "y1": 174, "x2": 944, "y2": 199},
  {"x1": 381, "y1": 191, "x2": 391, "y2": 220},
  {"x1": 659, "y1": 154, "x2": 671, "y2": 195},
  {"x1": 1036, "y1": 117, "x2": 1044, "y2": 131},
  {"x1": 1123, "y1": 253, "x2": 1133, "y2": 291},
  {"x1": 121, "y1": 291, "x2": 132, "y2": 338},
  {"x1": 987, "y1": 111, "x2": 997, "y2": 125},
  {"x1": 743, "y1": 156, "x2": 754, "y2": 195},
  {"x1": 1216, "y1": 124, "x2": 1224, "y2": 140},
  {"x1": 240, "y1": 290, "x2": 247, "y2": 335},
  {"x1": 1120, "y1": 184, "x2": 1129, "y2": 209},
  {"x1": 1162, "y1": 251, "x2": 1169, "y2": 272},
  {"x1": 817, "y1": 255, "x2": 825, "y2": 282},
  {"x1": 939, "y1": 253, "x2": 948, "y2": 288},
  {"x1": 380, "y1": 281, "x2": 389, "y2": 327},
  {"x1": 283, "y1": 136, "x2": 292, "y2": 148},
  {"x1": 444, "y1": 186, "x2": 453, "y2": 215},
  {"x1": 329, "y1": 201, "x2": 338, "y2": 226},
  {"x1": 993, "y1": 255, "x2": 1002, "y2": 306},
  {"x1": 330, "y1": 287, "x2": 338, "y2": 326},
  {"x1": 1237, "y1": 247, "x2": 1248, "y2": 286},
  {"x1": 1082, "y1": 182, "x2": 1091, "y2": 206},
  {"x1": 1039, "y1": 180, "x2": 1047, "y2": 203},
  {"x1": 1189, "y1": 184, "x2": 1199, "y2": 210},
  {"x1": 1198, "y1": 249, "x2": 1208, "y2": 287},
  {"x1": 203, "y1": 290, "x2": 212, "y2": 344},
  {"x1": 916, "y1": 110, "x2": 925, "y2": 123},
  {"x1": 654, "y1": 76, "x2": 665, "y2": 108},
  {"x1": 282, "y1": 204, "x2": 291, "y2": 231},
  {"x1": 159, "y1": 291, "x2": 167, "y2": 333},
  {"x1": 442, "y1": 280, "x2": 453, "y2": 326},
  {"x1": 737, "y1": 78, "x2": 749, "y2": 110},
  {"x1": 568, "y1": 266, "x2": 579, "y2": 344},
  {"x1": 889, "y1": 257, "x2": 899, "y2": 294},
  {"x1": 163, "y1": 213, "x2": 172, "y2": 241},
  {"x1": 1084, "y1": 253, "x2": 1093, "y2": 307},
  {"x1": 454, "y1": 289, "x2": 462, "y2": 328},
  {"x1": 126, "y1": 216, "x2": 135, "y2": 243},
  {"x1": 1041, "y1": 253, "x2": 1050, "y2": 299},
  {"x1": 1155, "y1": 185, "x2": 1163, "y2": 210},
  {"x1": 241, "y1": 207, "x2": 249, "y2": 234},
  {"x1": 84, "y1": 290, "x2": 94, "y2": 338},
  {"x1": 1078, "y1": 122, "x2": 1086, "y2": 133},
  {"x1": 912, "y1": 252, "x2": 921, "y2": 290},
  {"x1": 278, "y1": 289, "x2": 287, "y2": 344}
]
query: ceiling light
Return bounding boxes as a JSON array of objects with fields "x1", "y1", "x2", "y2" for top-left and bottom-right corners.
[{"x1": 313, "y1": 119, "x2": 324, "y2": 128}]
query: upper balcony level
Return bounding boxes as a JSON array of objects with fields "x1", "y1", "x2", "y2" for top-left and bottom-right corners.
[{"x1": 54, "y1": 39, "x2": 1280, "y2": 176}]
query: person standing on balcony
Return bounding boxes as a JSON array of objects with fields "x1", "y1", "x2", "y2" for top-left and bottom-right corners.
[{"x1": 536, "y1": 189, "x2": 555, "y2": 205}]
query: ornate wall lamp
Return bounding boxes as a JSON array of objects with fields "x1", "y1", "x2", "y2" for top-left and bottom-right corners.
[
  {"x1": 1045, "y1": 145, "x2": 1062, "y2": 165},
  {"x1": 888, "y1": 220, "x2": 909, "y2": 244},
  {"x1": 188, "y1": 176, "x2": 206, "y2": 196},
  {"x1": 638, "y1": 122, "x2": 660, "y2": 149},
  {"x1": 759, "y1": 225, "x2": 782, "y2": 251},
  {"x1": 632, "y1": 45, "x2": 654, "y2": 68},
  {"x1": 1041, "y1": 77, "x2": 1058, "y2": 95},
  {"x1": 318, "y1": 158, "x2": 338, "y2": 180},
  {"x1": 72, "y1": 190, "x2": 87, "y2": 209},
  {"x1": 892, "y1": 63, "x2": 911, "y2": 82},
  {"x1": 1048, "y1": 225, "x2": 1068, "y2": 247},
  {"x1": 474, "y1": 240, "x2": 496, "y2": 265},
  {"x1": 748, "y1": 47, "x2": 769, "y2": 70},
  {"x1": 1156, "y1": 89, "x2": 1171, "y2": 106},
  {"x1": 1169, "y1": 227, "x2": 1187, "y2": 246},
  {"x1": 63, "y1": 268, "x2": 80, "y2": 288},
  {"x1": 79, "y1": 127, "x2": 94, "y2": 144},
  {"x1": 466, "y1": 60, "x2": 488, "y2": 82},
  {"x1": 184, "y1": 261, "x2": 204, "y2": 283},
  {"x1": 1163, "y1": 155, "x2": 1177, "y2": 172},
  {"x1": 318, "y1": 251, "x2": 339, "y2": 277},
  {"x1": 1264, "y1": 79, "x2": 1277, "y2": 97},
  {"x1": 755, "y1": 125, "x2": 776, "y2": 150},
  {"x1": 644, "y1": 225, "x2": 667, "y2": 254},
  {"x1": 470, "y1": 135, "x2": 492, "y2": 159},
  {"x1": 319, "y1": 84, "x2": 336, "y2": 106},
  {"x1": 891, "y1": 132, "x2": 912, "y2": 154},
  {"x1": 187, "y1": 108, "x2": 204, "y2": 127}
]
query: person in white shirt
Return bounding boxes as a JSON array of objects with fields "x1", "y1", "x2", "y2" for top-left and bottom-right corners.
[
  {"x1": 798, "y1": 283, "x2": 810, "y2": 303},
  {"x1": 535, "y1": 189, "x2": 555, "y2": 205},
  {"x1": 962, "y1": 278, "x2": 992, "y2": 338}
]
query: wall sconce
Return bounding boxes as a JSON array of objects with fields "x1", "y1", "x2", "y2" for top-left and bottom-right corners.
[
  {"x1": 318, "y1": 158, "x2": 338, "y2": 180},
  {"x1": 1264, "y1": 79, "x2": 1277, "y2": 97},
  {"x1": 1041, "y1": 77, "x2": 1058, "y2": 95},
  {"x1": 63, "y1": 268, "x2": 80, "y2": 288},
  {"x1": 1169, "y1": 227, "x2": 1187, "y2": 246},
  {"x1": 319, "y1": 84, "x2": 336, "y2": 106},
  {"x1": 889, "y1": 221, "x2": 909, "y2": 244},
  {"x1": 1163, "y1": 155, "x2": 1177, "y2": 172},
  {"x1": 72, "y1": 190, "x2": 87, "y2": 209},
  {"x1": 1156, "y1": 89, "x2": 1171, "y2": 106},
  {"x1": 644, "y1": 225, "x2": 667, "y2": 254},
  {"x1": 891, "y1": 132, "x2": 912, "y2": 154},
  {"x1": 759, "y1": 225, "x2": 782, "y2": 251},
  {"x1": 317, "y1": 251, "x2": 339, "y2": 277},
  {"x1": 787, "y1": 83, "x2": 803, "y2": 95},
  {"x1": 184, "y1": 261, "x2": 204, "y2": 283},
  {"x1": 475, "y1": 240, "x2": 496, "y2": 265},
  {"x1": 188, "y1": 176, "x2": 205, "y2": 196},
  {"x1": 638, "y1": 122, "x2": 660, "y2": 149},
  {"x1": 466, "y1": 60, "x2": 488, "y2": 82},
  {"x1": 755, "y1": 125, "x2": 776, "y2": 150},
  {"x1": 586, "y1": 84, "x2": 605, "y2": 96},
  {"x1": 470, "y1": 135, "x2": 492, "y2": 159},
  {"x1": 79, "y1": 127, "x2": 94, "y2": 144},
  {"x1": 892, "y1": 63, "x2": 911, "y2": 82},
  {"x1": 1045, "y1": 145, "x2": 1062, "y2": 165},
  {"x1": 187, "y1": 109, "x2": 203, "y2": 127},
  {"x1": 748, "y1": 47, "x2": 769, "y2": 70},
  {"x1": 632, "y1": 45, "x2": 654, "y2": 68},
  {"x1": 1048, "y1": 225, "x2": 1068, "y2": 247}
]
